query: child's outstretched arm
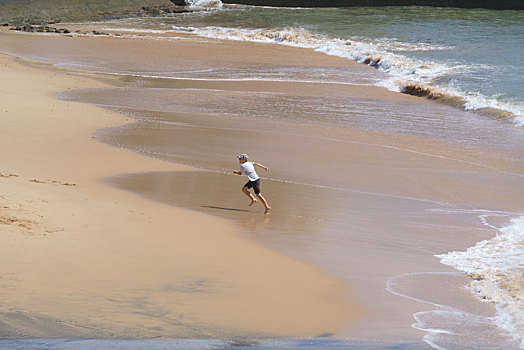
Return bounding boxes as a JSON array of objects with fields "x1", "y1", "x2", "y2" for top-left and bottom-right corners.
[
  {"x1": 253, "y1": 162, "x2": 268, "y2": 171},
  {"x1": 233, "y1": 170, "x2": 242, "y2": 175}
]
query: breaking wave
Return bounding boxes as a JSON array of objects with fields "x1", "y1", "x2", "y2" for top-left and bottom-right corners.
[
  {"x1": 436, "y1": 215, "x2": 524, "y2": 347},
  {"x1": 169, "y1": 25, "x2": 523, "y2": 126},
  {"x1": 185, "y1": 0, "x2": 223, "y2": 9}
]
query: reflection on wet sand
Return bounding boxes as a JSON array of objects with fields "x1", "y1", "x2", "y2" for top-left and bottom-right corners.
[{"x1": 105, "y1": 170, "x2": 504, "y2": 341}]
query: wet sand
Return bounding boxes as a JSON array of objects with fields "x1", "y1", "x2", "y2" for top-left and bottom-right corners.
[
  {"x1": 0, "y1": 48, "x2": 357, "y2": 339},
  {"x1": 0, "y1": 27, "x2": 522, "y2": 348}
]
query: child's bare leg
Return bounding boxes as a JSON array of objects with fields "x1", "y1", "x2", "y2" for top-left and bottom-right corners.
[
  {"x1": 256, "y1": 193, "x2": 271, "y2": 214},
  {"x1": 242, "y1": 187, "x2": 257, "y2": 206}
]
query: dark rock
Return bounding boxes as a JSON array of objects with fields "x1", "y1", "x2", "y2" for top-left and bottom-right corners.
[
  {"x1": 8, "y1": 20, "x2": 25, "y2": 27},
  {"x1": 141, "y1": 6, "x2": 162, "y2": 16},
  {"x1": 97, "y1": 4, "x2": 191, "y2": 21}
]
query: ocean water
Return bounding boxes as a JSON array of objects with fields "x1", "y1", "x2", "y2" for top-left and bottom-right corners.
[{"x1": 94, "y1": 3, "x2": 524, "y2": 126}]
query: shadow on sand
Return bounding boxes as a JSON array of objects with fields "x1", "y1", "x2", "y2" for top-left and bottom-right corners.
[{"x1": 201, "y1": 205, "x2": 252, "y2": 213}]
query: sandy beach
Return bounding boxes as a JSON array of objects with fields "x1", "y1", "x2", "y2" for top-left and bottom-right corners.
[
  {"x1": 0, "y1": 49, "x2": 358, "y2": 338},
  {"x1": 0, "y1": 21, "x2": 522, "y2": 349}
]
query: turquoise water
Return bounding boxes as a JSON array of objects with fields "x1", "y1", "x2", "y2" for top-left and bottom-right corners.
[{"x1": 97, "y1": 4, "x2": 524, "y2": 125}]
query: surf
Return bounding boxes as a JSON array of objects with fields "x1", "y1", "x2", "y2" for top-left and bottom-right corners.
[
  {"x1": 164, "y1": 23, "x2": 523, "y2": 126},
  {"x1": 436, "y1": 214, "x2": 524, "y2": 347}
]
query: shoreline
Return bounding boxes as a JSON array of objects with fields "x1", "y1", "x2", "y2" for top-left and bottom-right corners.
[
  {"x1": 0, "y1": 51, "x2": 359, "y2": 339},
  {"x1": 4, "y1": 20, "x2": 523, "y2": 126},
  {"x1": 1, "y1": 27, "x2": 521, "y2": 348},
  {"x1": 16, "y1": 19, "x2": 520, "y2": 126}
]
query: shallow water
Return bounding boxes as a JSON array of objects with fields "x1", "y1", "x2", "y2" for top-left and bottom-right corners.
[
  {"x1": 64, "y1": 81, "x2": 524, "y2": 152},
  {"x1": 104, "y1": 167, "x2": 519, "y2": 348},
  {"x1": 91, "y1": 5, "x2": 524, "y2": 125}
]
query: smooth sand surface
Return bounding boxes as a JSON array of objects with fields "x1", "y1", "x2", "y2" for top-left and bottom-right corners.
[{"x1": 0, "y1": 52, "x2": 358, "y2": 338}]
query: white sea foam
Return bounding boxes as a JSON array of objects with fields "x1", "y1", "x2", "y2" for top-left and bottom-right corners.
[
  {"x1": 436, "y1": 215, "x2": 524, "y2": 347},
  {"x1": 175, "y1": 25, "x2": 454, "y2": 86},
  {"x1": 371, "y1": 37, "x2": 455, "y2": 53},
  {"x1": 185, "y1": 0, "x2": 223, "y2": 9},
  {"x1": 98, "y1": 27, "x2": 178, "y2": 34},
  {"x1": 514, "y1": 116, "x2": 524, "y2": 127},
  {"x1": 166, "y1": 25, "x2": 523, "y2": 125},
  {"x1": 386, "y1": 272, "x2": 508, "y2": 349}
]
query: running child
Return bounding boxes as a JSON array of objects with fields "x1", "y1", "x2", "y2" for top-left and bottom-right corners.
[{"x1": 233, "y1": 154, "x2": 271, "y2": 214}]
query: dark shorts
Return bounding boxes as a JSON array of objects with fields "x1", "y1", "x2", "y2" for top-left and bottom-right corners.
[{"x1": 243, "y1": 179, "x2": 261, "y2": 194}]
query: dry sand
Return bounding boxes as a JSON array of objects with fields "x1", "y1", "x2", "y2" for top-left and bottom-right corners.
[{"x1": 0, "y1": 52, "x2": 359, "y2": 338}]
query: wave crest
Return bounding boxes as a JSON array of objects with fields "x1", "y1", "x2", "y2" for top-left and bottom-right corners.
[
  {"x1": 398, "y1": 82, "x2": 515, "y2": 120},
  {"x1": 185, "y1": 0, "x2": 223, "y2": 9}
]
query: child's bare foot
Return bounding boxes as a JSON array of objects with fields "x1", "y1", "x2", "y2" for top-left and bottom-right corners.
[
  {"x1": 264, "y1": 206, "x2": 271, "y2": 214},
  {"x1": 249, "y1": 198, "x2": 258, "y2": 206}
]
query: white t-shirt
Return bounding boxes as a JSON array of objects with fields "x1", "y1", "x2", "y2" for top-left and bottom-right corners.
[{"x1": 240, "y1": 161, "x2": 259, "y2": 181}]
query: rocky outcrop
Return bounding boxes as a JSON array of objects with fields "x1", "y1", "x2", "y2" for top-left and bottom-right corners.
[
  {"x1": 2, "y1": 0, "x2": 519, "y2": 27},
  {"x1": 10, "y1": 25, "x2": 70, "y2": 33},
  {"x1": 221, "y1": 0, "x2": 524, "y2": 10},
  {"x1": 0, "y1": 0, "x2": 186, "y2": 25},
  {"x1": 97, "y1": 5, "x2": 192, "y2": 20},
  {"x1": 9, "y1": 25, "x2": 125, "y2": 36}
]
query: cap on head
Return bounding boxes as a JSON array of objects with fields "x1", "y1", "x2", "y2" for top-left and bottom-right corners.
[{"x1": 237, "y1": 154, "x2": 249, "y2": 161}]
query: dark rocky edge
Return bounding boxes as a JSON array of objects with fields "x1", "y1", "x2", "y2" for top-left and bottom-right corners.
[
  {"x1": 0, "y1": 0, "x2": 189, "y2": 27},
  {"x1": 2, "y1": 0, "x2": 520, "y2": 29},
  {"x1": 97, "y1": 3, "x2": 191, "y2": 21},
  {"x1": 221, "y1": 0, "x2": 523, "y2": 10},
  {"x1": 8, "y1": 25, "x2": 125, "y2": 36},
  {"x1": 10, "y1": 24, "x2": 71, "y2": 33},
  {"x1": 4, "y1": 3, "x2": 192, "y2": 36}
]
